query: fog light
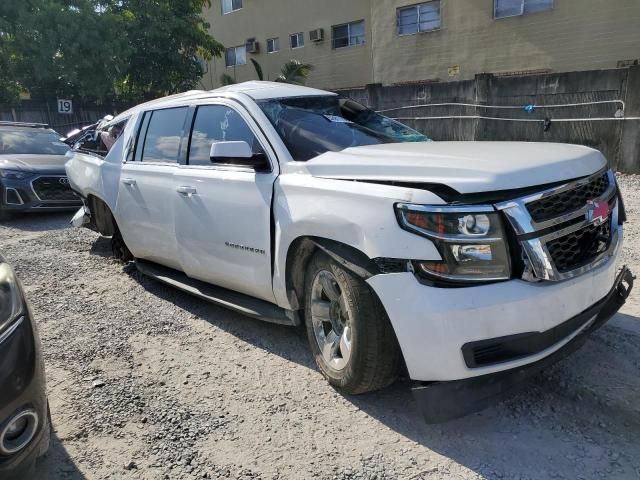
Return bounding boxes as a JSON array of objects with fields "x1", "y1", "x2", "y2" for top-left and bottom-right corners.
[{"x1": 0, "y1": 410, "x2": 38, "y2": 455}]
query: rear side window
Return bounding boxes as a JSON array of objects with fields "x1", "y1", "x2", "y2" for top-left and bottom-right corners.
[
  {"x1": 140, "y1": 107, "x2": 188, "y2": 163},
  {"x1": 188, "y1": 105, "x2": 264, "y2": 166}
]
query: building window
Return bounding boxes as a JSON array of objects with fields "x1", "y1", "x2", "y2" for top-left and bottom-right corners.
[
  {"x1": 494, "y1": 0, "x2": 553, "y2": 18},
  {"x1": 397, "y1": 1, "x2": 441, "y2": 36},
  {"x1": 267, "y1": 37, "x2": 280, "y2": 53},
  {"x1": 290, "y1": 32, "x2": 304, "y2": 49},
  {"x1": 225, "y1": 45, "x2": 247, "y2": 67},
  {"x1": 221, "y1": 0, "x2": 242, "y2": 15},
  {"x1": 332, "y1": 20, "x2": 365, "y2": 49}
]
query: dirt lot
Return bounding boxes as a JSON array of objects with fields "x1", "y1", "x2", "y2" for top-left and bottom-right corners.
[{"x1": 0, "y1": 175, "x2": 639, "y2": 480}]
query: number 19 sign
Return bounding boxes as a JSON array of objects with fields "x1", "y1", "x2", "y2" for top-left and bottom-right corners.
[{"x1": 57, "y1": 99, "x2": 73, "y2": 114}]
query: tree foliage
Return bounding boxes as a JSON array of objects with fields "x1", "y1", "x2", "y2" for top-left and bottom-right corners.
[
  {"x1": 0, "y1": 0, "x2": 223, "y2": 103},
  {"x1": 275, "y1": 60, "x2": 314, "y2": 85}
]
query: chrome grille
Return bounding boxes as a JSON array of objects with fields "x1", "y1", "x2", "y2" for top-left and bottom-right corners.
[
  {"x1": 527, "y1": 172, "x2": 609, "y2": 222},
  {"x1": 496, "y1": 169, "x2": 619, "y2": 282},
  {"x1": 31, "y1": 176, "x2": 77, "y2": 201}
]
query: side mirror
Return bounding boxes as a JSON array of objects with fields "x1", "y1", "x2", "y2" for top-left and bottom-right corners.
[
  {"x1": 209, "y1": 140, "x2": 253, "y2": 160},
  {"x1": 209, "y1": 141, "x2": 270, "y2": 171}
]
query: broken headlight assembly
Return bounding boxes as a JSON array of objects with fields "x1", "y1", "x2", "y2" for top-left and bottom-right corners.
[
  {"x1": 395, "y1": 204, "x2": 511, "y2": 284},
  {"x1": 0, "y1": 262, "x2": 24, "y2": 338}
]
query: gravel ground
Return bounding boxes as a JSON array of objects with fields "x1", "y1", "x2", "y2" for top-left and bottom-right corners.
[{"x1": 0, "y1": 175, "x2": 639, "y2": 480}]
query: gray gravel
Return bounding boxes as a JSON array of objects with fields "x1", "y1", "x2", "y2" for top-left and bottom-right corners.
[{"x1": 0, "y1": 174, "x2": 638, "y2": 480}]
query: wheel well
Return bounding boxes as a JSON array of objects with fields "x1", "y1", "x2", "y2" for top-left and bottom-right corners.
[
  {"x1": 284, "y1": 237, "x2": 379, "y2": 314},
  {"x1": 87, "y1": 195, "x2": 117, "y2": 237}
]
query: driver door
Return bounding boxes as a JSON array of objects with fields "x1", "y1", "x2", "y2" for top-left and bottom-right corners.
[{"x1": 173, "y1": 101, "x2": 278, "y2": 303}]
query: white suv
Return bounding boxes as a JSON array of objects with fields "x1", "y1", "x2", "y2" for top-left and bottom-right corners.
[{"x1": 65, "y1": 81, "x2": 633, "y2": 422}]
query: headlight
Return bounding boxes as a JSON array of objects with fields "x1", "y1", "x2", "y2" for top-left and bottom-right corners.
[
  {"x1": 0, "y1": 263, "x2": 23, "y2": 333},
  {"x1": 0, "y1": 169, "x2": 33, "y2": 180},
  {"x1": 395, "y1": 204, "x2": 511, "y2": 283}
]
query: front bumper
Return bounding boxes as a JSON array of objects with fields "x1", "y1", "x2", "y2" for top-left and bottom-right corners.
[
  {"x1": 412, "y1": 266, "x2": 633, "y2": 422},
  {"x1": 367, "y1": 226, "x2": 625, "y2": 383},
  {"x1": 1, "y1": 175, "x2": 81, "y2": 214}
]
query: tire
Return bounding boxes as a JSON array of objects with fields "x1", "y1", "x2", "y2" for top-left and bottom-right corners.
[
  {"x1": 304, "y1": 250, "x2": 401, "y2": 394},
  {"x1": 111, "y1": 228, "x2": 133, "y2": 262}
]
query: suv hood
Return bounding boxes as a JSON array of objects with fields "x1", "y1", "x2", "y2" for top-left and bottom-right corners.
[
  {"x1": 304, "y1": 142, "x2": 606, "y2": 194},
  {"x1": 0, "y1": 154, "x2": 69, "y2": 173}
]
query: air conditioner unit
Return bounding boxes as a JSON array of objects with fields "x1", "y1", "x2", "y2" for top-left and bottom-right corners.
[
  {"x1": 309, "y1": 28, "x2": 324, "y2": 42},
  {"x1": 246, "y1": 39, "x2": 260, "y2": 53}
]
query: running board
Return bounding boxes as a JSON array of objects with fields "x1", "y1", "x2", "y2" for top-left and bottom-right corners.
[{"x1": 135, "y1": 260, "x2": 298, "y2": 326}]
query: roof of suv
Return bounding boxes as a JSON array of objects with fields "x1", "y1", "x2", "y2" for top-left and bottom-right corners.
[{"x1": 109, "y1": 81, "x2": 334, "y2": 126}]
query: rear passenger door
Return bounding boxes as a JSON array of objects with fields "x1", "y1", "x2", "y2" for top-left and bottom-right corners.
[
  {"x1": 173, "y1": 101, "x2": 278, "y2": 303},
  {"x1": 115, "y1": 107, "x2": 188, "y2": 270}
]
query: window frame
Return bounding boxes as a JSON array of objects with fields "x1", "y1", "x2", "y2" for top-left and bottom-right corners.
[
  {"x1": 494, "y1": 0, "x2": 554, "y2": 19},
  {"x1": 185, "y1": 101, "x2": 274, "y2": 173},
  {"x1": 267, "y1": 37, "x2": 280, "y2": 53},
  {"x1": 225, "y1": 45, "x2": 247, "y2": 68},
  {"x1": 331, "y1": 19, "x2": 366, "y2": 49},
  {"x1": 397, "y1": 1, "x2": 442, "y2": 37},
  {"x1": 221, "y1": 0, "x2": 242, "y2": 15},
  {"x1": 289, "y1": 32, "x2": 304, "y2": 49},
  {"x1": 133, "y1": 107, "x2": 190, "y2": 165}
]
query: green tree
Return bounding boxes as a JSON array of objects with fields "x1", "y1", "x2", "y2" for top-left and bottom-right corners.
[
  {"x1": 275, "y1": 60, "x2": 313, "y2": 85},
  {"x1": 0, "y1": 0, "x2": 224, "y2": 103},
  {"x1": 108, "y1": 0, "x2": 224, "y2": 101}
]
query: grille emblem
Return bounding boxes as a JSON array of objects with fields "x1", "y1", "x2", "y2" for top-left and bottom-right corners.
[
  {"x1": 585, "y1": 200, "x2": 609, "y2": 225},
  {"x1": 58, "y1": 177, "x2": 69, "y2": 186}
]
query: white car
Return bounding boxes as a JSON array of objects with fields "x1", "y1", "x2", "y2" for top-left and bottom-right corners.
[{"x1": 65, "y1": 81, "x2": 633, "y2": 422}]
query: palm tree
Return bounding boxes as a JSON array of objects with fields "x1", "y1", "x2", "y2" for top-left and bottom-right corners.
[
  {"x1": 250, "y1": 58, "x2": 264, "y2": 81},
  {"x1": 275, "y1": 60, "x2": 313, "y2": 85},
  {"x1": 219, "y1": 59, "x2": 313, "y2": 86},
  {"x1": 220, "y1": 73, "x2": 236, "y2": 86}
]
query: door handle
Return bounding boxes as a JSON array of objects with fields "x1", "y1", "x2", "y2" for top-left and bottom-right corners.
[
  {"x1": 176, "y1": 186, "x2": 197, "y2": 196},
  {"x1": 122, "y1": 178, "x2": 137, "y2": 186}
]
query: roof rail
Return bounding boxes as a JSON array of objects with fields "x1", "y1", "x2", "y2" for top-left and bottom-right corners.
[{"x1": 0, "y1": 121, "x2": 50, "y2": 129}]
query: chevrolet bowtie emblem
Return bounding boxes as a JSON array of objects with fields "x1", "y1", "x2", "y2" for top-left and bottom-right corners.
[{"x1": 586, "y1": 200, "x2": 609, "y2": 224}]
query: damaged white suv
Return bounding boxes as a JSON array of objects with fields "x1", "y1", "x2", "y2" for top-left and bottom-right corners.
[{"x1": 66, "y1": 81, "x2": 633, "y2": 422}]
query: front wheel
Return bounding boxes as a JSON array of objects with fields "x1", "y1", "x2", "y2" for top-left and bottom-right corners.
[{"x1": 304, "y1": 251, "x2": 401, "y2": 394}]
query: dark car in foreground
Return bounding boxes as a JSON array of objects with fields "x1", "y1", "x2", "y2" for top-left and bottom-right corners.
[
  {"x1": 0, "y1": 121, "x2": 81, "y2": 220},
  {"x1": 0, "y1": 254, "x2": 49, "y2": 478}
]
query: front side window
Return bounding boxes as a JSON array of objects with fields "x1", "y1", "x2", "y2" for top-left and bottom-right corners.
[
  {"x1": 290, "y1": 32, "x2": 304, "y2": 49},
  {"x1": 332, "y1": 20, "x2": 365, "y2": 49},
  {"x1": 140, "y1": 107, "x2": 188, "y2": 163},
  {"x1": 398, "y1": 1, "x2": 441, "y2": 36},
  {"x1": 221, "y1": 0, "x2": 242, "y2": 15},
  {"x1": 188, "y1": 105, "x2": 264, "y2": 166},
  {"x1": 494, "y1": 0, "x2": 553, "y2": 18},
  {"x1": 267, "y1": 37, "x2": 280, "y2": 53},
  {"x1": 225, "y1": 45, "x2": 247, "y2": 67},
  {"x1": 258, "y1": 95, "x2": 429, "y2": 162},
  {"x1": 0, "y1": 128, "x2": 69, "y2": 155}
]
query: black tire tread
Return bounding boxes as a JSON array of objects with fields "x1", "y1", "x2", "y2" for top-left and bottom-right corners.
[{"x1": 304, "y1": 251, "x2": 401, "y2": 395}]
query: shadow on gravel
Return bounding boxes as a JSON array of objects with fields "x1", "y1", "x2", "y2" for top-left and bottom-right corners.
[
  {"x1": 1, "y1": 212, "x2": 71, "y2": 232},
  {"x1": 31, "y1": 431, "x2": 87, "y2": 480},
  {"x1": 89, "y1": 236, "x2": 113, "y2": 258},
  {"x1": 128, "y1": 265, "x2": 317, "y2": 370}
]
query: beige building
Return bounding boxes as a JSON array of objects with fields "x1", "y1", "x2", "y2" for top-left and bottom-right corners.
[{"x1": 200, "y1": 0, "x2": 640, "y2": 90}]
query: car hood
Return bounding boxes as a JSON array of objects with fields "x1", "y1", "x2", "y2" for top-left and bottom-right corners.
[
  {"x1": 0, "y1": 154, "x2": 69, "y2": 173},
  {"x1": 304, "y1": 142, "x2": 607, "y2": 194}
]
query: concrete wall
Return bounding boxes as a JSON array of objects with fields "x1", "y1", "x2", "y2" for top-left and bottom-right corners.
[
  {"x1": 371, "y1": 0, "x2": 640, "y2": 85},
  {"x1": 201, "y1": 0, "x2": 374, "y2": 90},
  {"x1": 340, "y1": 66, "x2": 640, "y2": 173}
]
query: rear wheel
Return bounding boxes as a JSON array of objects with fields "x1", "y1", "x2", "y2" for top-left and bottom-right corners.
[
  {"x1": 111, "y1": 228, "x2": 133, "y2": 263},
  {"x1": 304, "y1": 251, "x2": 401, "y2": 394}
]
